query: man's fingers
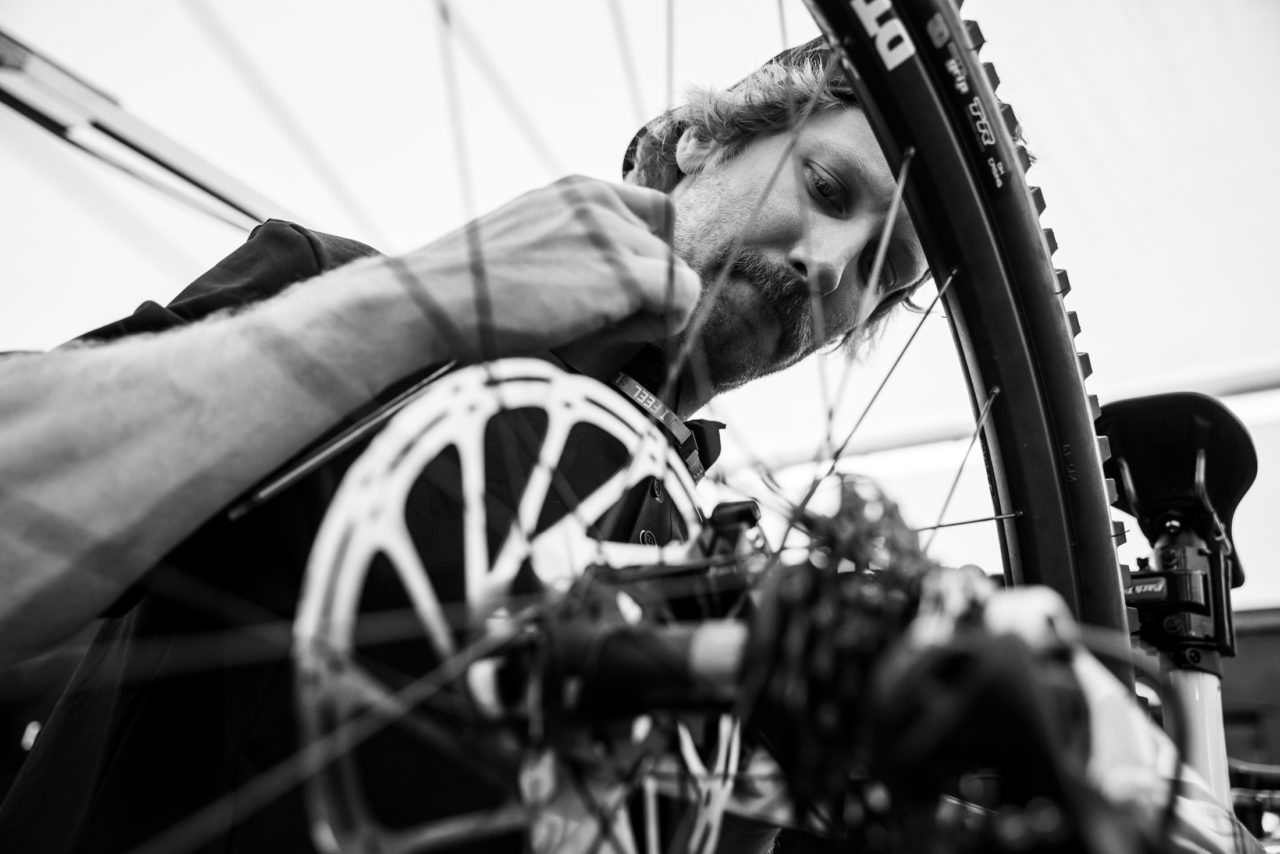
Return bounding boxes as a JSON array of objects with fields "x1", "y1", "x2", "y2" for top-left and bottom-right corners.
[
  {"x1": 629, "y1": 255, "x2": 701, "y2": 329},
  {"x1": 601, "y1": 182, "x2": 678, "y2": 243}
]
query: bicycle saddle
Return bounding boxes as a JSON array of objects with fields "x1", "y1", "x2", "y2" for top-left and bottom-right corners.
[{"x1": 1097, "y1": 392, "x2": 1256, "y2": 587}]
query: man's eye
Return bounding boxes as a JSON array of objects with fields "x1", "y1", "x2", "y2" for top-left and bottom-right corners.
[
  {"x1": 805, "y1": 164, "x2": 845, "y2": 212},
  {"x1": 883, "y1": 257, "x2": 900, "y2": 292},
  {"x1": 862, "y1": 251, "x2": 899, "y2": 293}
]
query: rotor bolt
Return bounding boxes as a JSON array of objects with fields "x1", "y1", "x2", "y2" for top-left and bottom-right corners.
[
  {"x1": 1163, "y1": 615, "x2": 1184, "y2": 633},
  {"x1": 1187, "y1": 649, "x2": 1202, "y2": 664}
]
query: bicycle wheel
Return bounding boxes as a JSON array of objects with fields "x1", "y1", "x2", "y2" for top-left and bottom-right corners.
[{"x1": 292, "y1": 0, "x2": 1128, "y2": 851}]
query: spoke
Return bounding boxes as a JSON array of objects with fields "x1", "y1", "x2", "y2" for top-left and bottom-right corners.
[
  {"x1": 435, "y1": 0, "x2": 496, "y2": 359},
  {"x1": 830, "y1": 146, "x2": 917, "y2": 419},
  {"x1": 810, "y1": 287, "x2": 837, "y2": 462},
  {"x1": 922, "y1": 387, "x2": 1001, "y2": 555},
  {"x1": 665, "y1": 0, "x2": 676, "y2": 115},
  {"x1": 370, "y1": 110, "x2": 574, "y2": 374},
  {"x1": 674, "y1": 715, "x2": 742, "y2": 854},
  {"x1": 430, "y1": 5, "x2": 646, "y2": 367},
  {"x1": 123, "y1": 611, "x2": 536, "y2": 854},
  {"x1": 647, "y1": 748, "x2": 793, "y2": 828},
  {"x1": 24, "y1": 587, "x2": 565, "y2": 696},
  {"x1": 913, "y1": 512, "x2": 1018, "y2": 534},
  {"x1": 313, "y1": 654, "x2": 517, "y2": 791},
  {"x1": 850, "y1": 148, "x2": 916, "y2": 335},
  {"x1": 775, "y1": 0, "x2": 791, "y2": 47},
  {"x1": 793, "y1": 100, "x2": 837, "y2": 463},
  {"x1": 749, "y1": 272, "x2": 955, "y2": 554},
  {"x1": 381, "y1": 255, "x2": 486, "y2": 362},
  {"x1": 183, "y1": 0, "x2": 388, "y2": 244},
  {"x1": 485, "y1": 409, "x2": 575, "y2": 594},
  {"x1": 19, "y1": 621, "x2": 289, "y2": 693},
  {"x1": 24, "y1": 559, "x2": 328, "y2": 690},
  {"x1": 556, "y1": 722, "x2": 676, "y2": 854},
  {"x1": 562, "y1": 774, "x2": 637, "y2": 854},
  {"x1": 657, "y1": 0, "x2": 680, "y2": 528},
  {"x1": 432, "y1": 2, "x2": 561, "y2": 174},
  {"x1": 786, "y1": 38, "x2": 834, "y2": 462},
  {"x1": 607, "y1": 0, "x2": 648, "y2": 125},
  {"x1": 829, "y1": 271, "x2": 955, "y2": 464},
  {"x1": 379, "y1": 804, "x2": 528, "y2": 854}
]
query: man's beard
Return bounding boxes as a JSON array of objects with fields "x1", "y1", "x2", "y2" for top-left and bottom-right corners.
[{"x1": 697, "y1": 244, "x2": 817, "y2": 371}]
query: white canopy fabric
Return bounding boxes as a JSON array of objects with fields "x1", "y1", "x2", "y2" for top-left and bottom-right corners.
[{"x1": 3, "y1": 0, "x2": 1279, "y2": 607}]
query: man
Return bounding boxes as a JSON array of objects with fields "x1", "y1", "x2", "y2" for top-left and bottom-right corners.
[{"x1": 0, "y1": 38, "x2": 926, "y2": 852}]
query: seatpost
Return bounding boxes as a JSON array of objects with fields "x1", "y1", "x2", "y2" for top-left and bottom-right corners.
[{"x1": 1127, "y1": 508, "x2": 1236, "y2": 803}]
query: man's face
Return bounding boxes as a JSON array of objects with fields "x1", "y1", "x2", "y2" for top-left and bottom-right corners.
[{"x1": 668, "y1": 106, "x2": 927, "y2": 400}]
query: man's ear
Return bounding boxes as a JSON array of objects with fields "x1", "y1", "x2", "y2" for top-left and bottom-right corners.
[{"x1": 674, "y1": 127, "x2": 717, "y2": 175}]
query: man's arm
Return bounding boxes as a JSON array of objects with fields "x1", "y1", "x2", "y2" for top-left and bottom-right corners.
[{"x1": 0, "y1": 177, "x2": 698, "y2": 660}]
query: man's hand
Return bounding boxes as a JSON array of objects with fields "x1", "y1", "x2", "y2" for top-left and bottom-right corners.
[{"x1": 396, "y1": 176, "x2": 701, "y2": 359}]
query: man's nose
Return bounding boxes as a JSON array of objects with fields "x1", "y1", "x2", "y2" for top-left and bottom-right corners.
[
  {"x1": 788, "y1": 258, "x2": 840, "y2": 296},
  {"x1": 787, "y1": 221, "x2": 871, "y2": 298}
]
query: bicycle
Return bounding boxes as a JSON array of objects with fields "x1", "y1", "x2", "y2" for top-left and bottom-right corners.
[{"x1": 3, "y1": 1, "x2": 1276, "y2": 852}]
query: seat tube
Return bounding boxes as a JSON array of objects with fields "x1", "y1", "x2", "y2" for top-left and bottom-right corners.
[{"x1": 1161, "y1": 666, "x2": 1230, "y2": 805}]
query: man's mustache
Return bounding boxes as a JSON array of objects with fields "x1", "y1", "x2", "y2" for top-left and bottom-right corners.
[{"x1": 708, "y1": 247, "x2": 817, "y2": 359}]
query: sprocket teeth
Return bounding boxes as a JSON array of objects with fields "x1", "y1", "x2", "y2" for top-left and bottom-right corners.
[
  {"x1": 963, "y1": 20, "x2": 985, "y2": 51},
  {"x1": 1067, "y1": 310, "x2": 1081, "y2": 337},
  {"x1": 1088, "y1": 394, "x2": 1101, "y2": 422},
  {"x1": 1105, "y1": 477, "x2": 1119, "y2": 505},
  {"x1": 1015, "y1": 144, "x2": 1031, "y2": 172},
  {"x1": 1077, "y1": 352, "x2": 1093, "y2": 379},
  {"x1": 1055, "y1": 268, "x2": 1071, "y2": 295},
  {"x1": 1112, "y1": 520, "x2": 1128, "y2": 547},
  {"x1": 1097, "y1": 435, "x2": 1112, "y2": 464}
]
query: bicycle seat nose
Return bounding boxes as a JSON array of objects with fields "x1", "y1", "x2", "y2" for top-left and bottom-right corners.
[{"x1": 1098, "y1": 392, "x2": 1257, "y2": 588}]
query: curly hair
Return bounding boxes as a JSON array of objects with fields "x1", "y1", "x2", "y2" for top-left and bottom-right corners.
[{"x1": 623, "y1": 39, "x2": 856, "y2": 194}]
